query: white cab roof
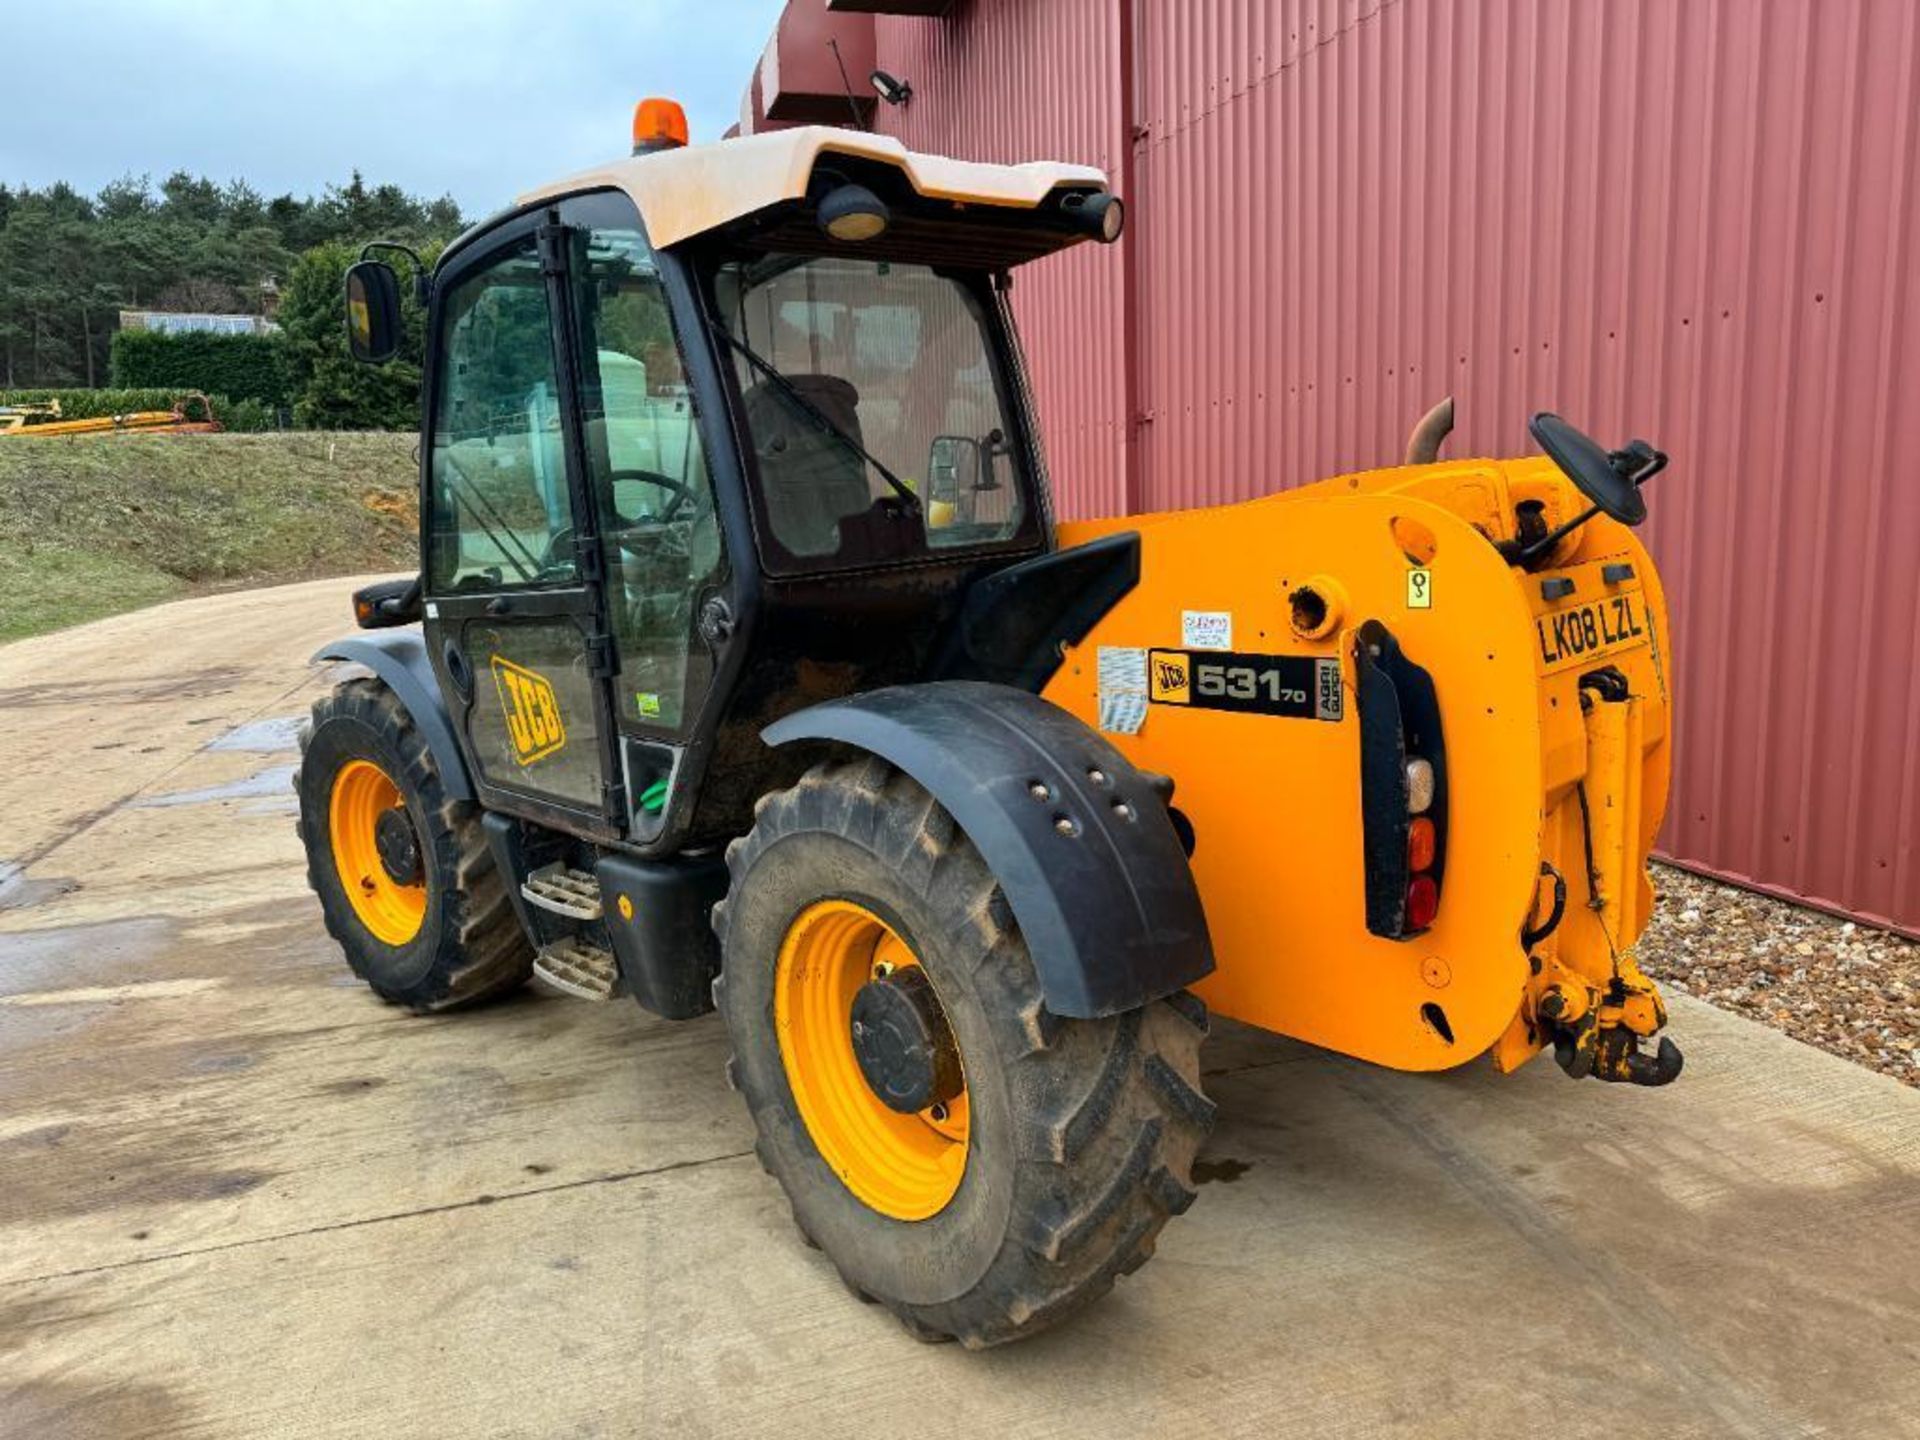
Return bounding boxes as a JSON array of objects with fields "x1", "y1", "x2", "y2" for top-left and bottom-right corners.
[{"x1": 518, "y1": 126, "x2": 1107, "y2": 251}]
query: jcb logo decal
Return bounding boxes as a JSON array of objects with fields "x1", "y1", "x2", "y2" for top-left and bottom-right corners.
[
  {"x1": 491, "y1": 656, "x2": 566, "y2": 764},
  {"x1": 1149, "y1": 651, "x2": 1191, "y2": 705}
]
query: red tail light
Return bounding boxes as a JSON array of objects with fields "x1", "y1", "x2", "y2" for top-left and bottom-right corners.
[{"x1": 1405, "y1": 874, "x2": 1440, "y2": 931}]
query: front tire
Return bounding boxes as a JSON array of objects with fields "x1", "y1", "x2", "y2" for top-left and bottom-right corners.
[
  {"x1": 297, "y1": 677, "x2": 532, "y2": 1012},
  {"x1": 715, "y1": 756, "x2": 1213, "y2": 1348}
]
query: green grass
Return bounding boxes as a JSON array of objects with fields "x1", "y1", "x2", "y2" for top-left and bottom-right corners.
[{"x1": 0, "y1": 431, "x2": 419, "y2": 643}]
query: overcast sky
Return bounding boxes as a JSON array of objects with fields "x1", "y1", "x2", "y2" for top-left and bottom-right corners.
[{"x1": 2, "y1": 0, "x2": 783, "y2": 216}]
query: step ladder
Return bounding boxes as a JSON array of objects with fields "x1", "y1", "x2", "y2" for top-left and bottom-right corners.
[
  {"x1": 521, "y1": 863, "x2": 603, "y2": 921},
  {"x1": 533, "y1": 936, "x2": 622, "y2": 1001},
  {"x1": 521, "y1": 864, "x2": 619, "y2": 1000}
]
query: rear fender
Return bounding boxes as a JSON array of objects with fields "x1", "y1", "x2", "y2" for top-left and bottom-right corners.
[
  {"x1": 763, "y1": 681, "x2": 1214, "y2": 1019},
  {"x1": 313, "y1": 629, "x2": 473, "y2": 802}
]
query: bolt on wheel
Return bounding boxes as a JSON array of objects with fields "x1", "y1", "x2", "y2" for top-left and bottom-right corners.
[
  {"x1": 774, "y1": 899, "x2": 969, "y2": 1222},
  {"x1": 328, "y1": 757, "x2": 427, "y2": 947}
]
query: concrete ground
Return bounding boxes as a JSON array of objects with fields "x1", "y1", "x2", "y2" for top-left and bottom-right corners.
[{"x1": 1, "y1": 580, "x2": 1917, "y2": 1440}]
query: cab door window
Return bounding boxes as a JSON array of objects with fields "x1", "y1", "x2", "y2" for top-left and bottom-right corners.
[
  {"x1": 426, "y1": 238, "x2": 577, "y2": 593},
  {"x1": 566, "y1": 219, "x2": 725, "y2": 732}
]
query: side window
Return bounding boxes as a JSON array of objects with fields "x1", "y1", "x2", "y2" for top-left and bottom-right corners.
[
  {"x1": 427, "y1": 239, "x2": 576, "y2": 593},
  {"x1": 569, "y1": 223, "x2": 725, "y2": 732}
]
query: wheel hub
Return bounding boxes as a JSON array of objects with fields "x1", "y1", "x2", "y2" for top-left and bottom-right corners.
[
  {"x1": 773, "y1": 899, "x2": 970, "y2": 1220},
  {"x1": 328, "y1": 758, "x2": 427, "y2": 947},
  {"x1": 850, "y1": 967, "x2": 963, "y2": 1114},
  {"x1": 374, "y1": 805, "x2": 422, "y2": 885}
]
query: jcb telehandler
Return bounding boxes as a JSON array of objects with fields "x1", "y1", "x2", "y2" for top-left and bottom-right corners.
[{"x1": 301, "y1": 99, "x2": 1681, "y2": 1348}]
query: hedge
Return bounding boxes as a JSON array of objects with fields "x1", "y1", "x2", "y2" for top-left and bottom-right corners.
[
  {"x1": 0, "y1": 388, "x2": 276, "y2": 432},
  {"x1": 108, "y1": 329, "x2": 292, "y2": 410}
]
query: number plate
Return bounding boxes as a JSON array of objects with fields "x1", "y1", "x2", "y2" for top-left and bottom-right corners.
[
  {"x1": 1535, "y1": 585, "x2": 1649, "y2": 675},
  {"x1": 1149, "y1": 650, "x2": 1343, "y2": 721}
]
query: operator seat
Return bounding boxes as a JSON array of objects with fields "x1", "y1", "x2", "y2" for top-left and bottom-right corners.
[{"x1": 741, "y1": 374, "x2": 874, "y2": 557}]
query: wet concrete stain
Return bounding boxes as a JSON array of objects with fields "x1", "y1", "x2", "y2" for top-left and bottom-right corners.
[
  {"x1": 134, "y1": 764, "x2": 298, "y2": 808},
  {"x1": 317, "y1": 1076, "x2": 386, "y2": 1097},
  {"x1": 188, "y1": 1052, "x2": 257, "y2": 1075},
  {"x1": 0, "y1": 1377, "x2": 201, "y2": 1440},
  {"x1": 11, "y1": 1122, "x2": 74, "y2": 1149},
  {"x1": 207, "y1": 715, "x2": 305, "y2": 753},
  {"x1": 0, "y1": 666, "x2": 247, "y2": 711},
  {"x1": 237, "y1": 796, "x2": 300, "y2": 817},
  {"x1": 1193, "y1": 1156, "x2": 1253, "y2": 1185},
  {"x1": 0, "y1": 862, "x2": 80, "y2": 911},
  {"x1": 0, "y1": 1113, "x2": 277, "y2": 1223},
  {"x1": 0, "y1": 1293, "x2": 205, "y2": 1432},
  {"x1": 0, "y1": 903, "x2": 321, "y2": 1062},
  {"x1": 0, "y1": 915, "x2": 179, "y2": 1001}
]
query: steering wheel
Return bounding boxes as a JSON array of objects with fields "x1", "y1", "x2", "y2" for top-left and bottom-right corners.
[
  {"x1": 1529, "y1": 413, "x2": 1663, "y2": 527},
  {"x1": 609, "y1": 468, "x2": 697, "y2": 527}
]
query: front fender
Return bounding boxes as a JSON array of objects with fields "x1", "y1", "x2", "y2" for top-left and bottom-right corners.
[
  {"x1": 312, "y1": 629, "x2": 473, "y2": 802},
  {"x1": 763, "y1": 681, "x2": 1213, "y2": 1019}
]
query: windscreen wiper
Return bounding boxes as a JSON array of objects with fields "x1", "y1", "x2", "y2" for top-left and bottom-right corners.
[
  {"x1": 441, "y1": 451, "x2": 542, "y2": 583},
  {"x1": 713, "y1": 329, "x2": 922, "y2": 516}
]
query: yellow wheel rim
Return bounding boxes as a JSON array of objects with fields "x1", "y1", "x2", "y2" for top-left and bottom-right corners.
[
  {"x1": 328, "y1": 759, "x2": 427, "y2": 947},
  {"x1": 774, "y1": 900, "x2": 969, "y2": 1221}
]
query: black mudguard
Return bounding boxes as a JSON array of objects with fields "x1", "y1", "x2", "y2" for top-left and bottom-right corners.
[
  {"x1": 763, "y1": 681, "x2": 1214, "y2": 1020},
  {"x1": 312, "y1": 629, "x2": 474, "y2": 802}
]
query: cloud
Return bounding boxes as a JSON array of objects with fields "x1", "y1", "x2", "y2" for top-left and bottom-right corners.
[{"x1": 0, "y1": 0, "x2": 781, "y2": 215}]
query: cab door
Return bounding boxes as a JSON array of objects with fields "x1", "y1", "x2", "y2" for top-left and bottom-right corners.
[
  {"x1": 420, "y1": 211, "x2": 622, "y2": 837},
  {"x1": 550, "y1": 189, "x2": 734, "y2": 846}
]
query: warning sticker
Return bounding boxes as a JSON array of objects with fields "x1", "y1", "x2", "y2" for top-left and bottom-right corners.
[
  {"x1": 1096, "y1": 646, "x2": 1149, "y2": 735},
  {"x1": 1181, "y1": 610, "x2": 1233, "y2": 649}
]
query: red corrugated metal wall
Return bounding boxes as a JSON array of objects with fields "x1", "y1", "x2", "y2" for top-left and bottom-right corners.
[
  {"x1": 854, "y1": 0, "x2": 1920, "y2": 935},
  {"x1": 872, "y1": 0, "x2": 1130, "y2": 517}
]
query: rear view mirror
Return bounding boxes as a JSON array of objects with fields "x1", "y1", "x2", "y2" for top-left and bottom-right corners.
[
  {"x1": 345, "y1": 261, "x2": 403, "y2": 364},
  {"x1": 928, "y1": 435, "x2": 985, "y2": 499}
]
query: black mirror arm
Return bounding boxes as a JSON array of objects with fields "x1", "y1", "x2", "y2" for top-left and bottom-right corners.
[
  {"x1": 360, "y1": 241, "x2": 433, "y2": 305},
  {"x1": 1509, "y1": 444, "x2": 1666, "y2": 567},
  {"x1": 1611, "y1": 441, "x2": 1668, "y2": 488}
]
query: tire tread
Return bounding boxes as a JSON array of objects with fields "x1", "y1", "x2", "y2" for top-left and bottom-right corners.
[
  {"x1": 298, "y1": 676, "x2": 532, "y2": 1012},
  {"x1": 715, "y1": 757, "x2": 1212, "y2": 1348}
]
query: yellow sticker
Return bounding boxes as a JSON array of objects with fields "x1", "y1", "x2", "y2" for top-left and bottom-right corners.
[
  {"x1": 1406, "y1": 568, "x2": 1433, "y2": 609},
  {"x1": 491, "y1": 656, "x2": 566, "y2": 764},
  {"x1": 1148, "y1": 650, "x2": 1191, "y2": 704}
]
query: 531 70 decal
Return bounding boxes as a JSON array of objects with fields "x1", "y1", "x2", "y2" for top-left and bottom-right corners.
[{"x1": 1149, "y1": 650, "x2": 1342, "y2": 721}]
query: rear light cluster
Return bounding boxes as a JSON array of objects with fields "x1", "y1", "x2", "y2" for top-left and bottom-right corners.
[
  {"x1": 1354, "y1": 620, "x2": 1448, "y2": 942},
  {"x1": 1404, "y1": 760, "x2": 1440, "y2": 929}
]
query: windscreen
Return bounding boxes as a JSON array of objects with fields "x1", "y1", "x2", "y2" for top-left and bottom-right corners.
[{"x1": 713, "y1": 255, "x2": 1028, "y2": 569}]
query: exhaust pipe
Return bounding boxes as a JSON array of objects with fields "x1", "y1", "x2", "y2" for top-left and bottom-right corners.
[{"x1": 1403, "y1": 396, "x2": 1455, "y2": 465}]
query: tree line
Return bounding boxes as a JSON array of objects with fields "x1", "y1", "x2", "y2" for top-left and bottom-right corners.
[{"x1": 0, "y1": 172, "x2": 464, "y2": 390}]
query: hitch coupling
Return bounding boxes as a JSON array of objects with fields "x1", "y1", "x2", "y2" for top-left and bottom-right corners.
[{"x1": 1537, "y1": 971, "x2": 1684, "y2": 1087}]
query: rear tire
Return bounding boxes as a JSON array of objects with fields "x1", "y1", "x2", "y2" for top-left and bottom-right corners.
[
  {"x1": 297, "y1": 677, "x2": 533, "y2": 1012},
  {"x1": 715, "y1": 756, "x2": 1213, "y2": 1348}
]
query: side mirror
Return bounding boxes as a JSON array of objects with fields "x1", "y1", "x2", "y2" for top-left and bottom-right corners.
[
  {"x1": 928, "y1": 434, "x2": 985, "y2": 499},
  {"x1": 345, "y1": 261, "x2": 404, "y2": 364}
]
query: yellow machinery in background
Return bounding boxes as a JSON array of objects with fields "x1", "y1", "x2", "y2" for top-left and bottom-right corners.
[{"x1": 0, "y1": 393, "x2": 221, "y2": 437}]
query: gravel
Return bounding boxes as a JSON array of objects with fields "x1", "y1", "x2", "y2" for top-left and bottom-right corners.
[{"x1": 1638, "y1": 862, "x2": 1920, "y2": 1088}]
